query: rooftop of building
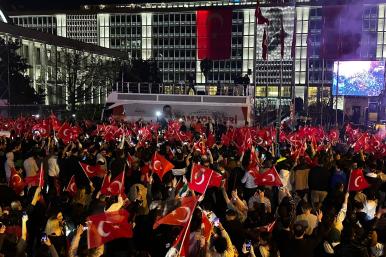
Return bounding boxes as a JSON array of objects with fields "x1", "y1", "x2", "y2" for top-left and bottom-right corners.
[
  {"x1": 0, "y1": 21, "x2": 126, "y2": 58},
  {"x1": 4, "y1": 0, "x2": 386, "y2": 16}
]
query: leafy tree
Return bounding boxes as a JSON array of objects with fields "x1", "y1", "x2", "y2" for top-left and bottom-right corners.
[
  {"x1": 0, "y1": 39, "x2": 45, "y2": 105},
  {"x1": 57, "y1": 51, "x2": 121, "y2": 112}
]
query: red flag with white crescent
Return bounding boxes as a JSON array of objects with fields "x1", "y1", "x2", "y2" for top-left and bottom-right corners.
[
  {"x1": 79, "y1": 162, "x2": 106, "y2": 178},
  {"x1": 188, "y1": 164, "x2": 213, "y2": 194},
  {"x1": 100, "y1": 171, "x2": 125, "y2": 196},
  {"x1": 9, "y1": 168, "x2": 25, "y2": 194},
  {"x1": 348, "y1": 169, "x2": 369, "y2": 191},
  {"x1": 65, "y1": 175, "x2": 77, "y2": 196},
  {"x1": 87, "y1": 209, "x2": 133, "y2": 249},
  {"x1": 151, "y1": 153, "x2": 174, "y2": 180},
  {"x1": 257, "y1": 167, "x2": 283, "y2": 187},
  {"x1": 153, "y1": 196, "x2": 197, "y2": 229}
]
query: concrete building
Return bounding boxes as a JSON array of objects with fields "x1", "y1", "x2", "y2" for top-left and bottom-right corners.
[
  {"x1": 5, "y1": 0, "x2": 386, "y2": 114},
  {"x1": 0, "y1": 17, "x2": 125, "y2": 106}
]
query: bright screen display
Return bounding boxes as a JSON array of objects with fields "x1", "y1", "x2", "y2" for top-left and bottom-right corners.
[{"x1": 332, "y1": 61, "x2": 385, "y2": 96}]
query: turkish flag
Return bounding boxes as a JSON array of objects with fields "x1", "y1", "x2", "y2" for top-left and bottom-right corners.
[
  {"x1": 201, "y1": 213, "x2": 213, "y2": 241},
  {"x1": 87, "y1": 209, "x2": 133, "y2": 249},
  {"x1": 328, "y1": 129, "x2": 339, "y2": 142},
  {"x1": 255, "y1": 0, "x2": 269, "y2": 25},
  {"x1": 348, "y1": 169, "x2": 369, "y2": 191},
  {"x1": 57, "y1": 123, "x2": 74, "y2": 143},
  {"x1": 49, "y1": 112, "x2": 61, "y2": 131},
  {"x1": 100, "y1": 172, "x2": 125, "y2": 196},
  {"x1": 9, "y1": 168, "x2": 25, "y2": 194},
  {"x1": 197, "y1": 9, "x2": 232, "y2": 60},
  {"x1": 257, "y1": 167, "x2": 283, "y2": 187},
  {"x1": 151, "y1": 153, "x2": 174, "y2": 180},
  {"x1": 65, "y1": 175, "x2": 77, "y2": 196},
  {"x1": 153, "y1": 196, "x2": 197, "y2": 229},
  {"x1": 262, "y1": 28, "x2": 268, "y2": 60},
  {"x1": 79, "y1": 162, "x2": 106, "y2": 178},
  {"x1": 188, "y1": 164, "x2": 213, "y2": 194},
  {"x1": 209, "y1": 171, "x2": 223, "y2": 188},
  {"x1": 32, "y1": 122, "x2": 49, "y2": 137}
]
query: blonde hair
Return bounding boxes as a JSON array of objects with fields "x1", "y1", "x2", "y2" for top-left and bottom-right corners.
[{"x1": 45, "y1": 217, "x2": 61, "y2": 236}]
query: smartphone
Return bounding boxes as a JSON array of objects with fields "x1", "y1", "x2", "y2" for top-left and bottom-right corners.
[
  {"x1": 83, "y1": 226, "x2": 88, "y2": 231},
  {"x1": 246, "y1": 240, "x2": 252, "y2": 251},
  {"x1": 261, "y1": 153, "x2": 266, "y2": 161},
  {"x1": 41, "y1": 233, "x2": 47, "y2": 242},
  {"x1": 213, "y1": 218, "x2": 220, "y2": 227}
]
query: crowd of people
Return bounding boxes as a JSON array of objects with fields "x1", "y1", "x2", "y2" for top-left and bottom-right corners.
[{"x1": 0, "y1": 114, "x2": 385, "y2": 257}]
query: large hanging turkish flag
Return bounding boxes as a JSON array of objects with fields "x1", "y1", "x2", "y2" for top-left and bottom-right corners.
[{"x1": 197, "y1": 9, "x2": 232, "y2": 60}]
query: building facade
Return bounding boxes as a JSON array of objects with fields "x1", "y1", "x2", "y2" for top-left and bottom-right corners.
[
  {"x1": 0, "y1": 20, "x2": 124, "y2": 106},
  {"x1": 7, "y1": 0, "x2": 386, "y2": 109}
]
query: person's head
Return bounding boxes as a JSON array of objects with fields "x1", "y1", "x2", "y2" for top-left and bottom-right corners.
[
  {"x1": 293, "y1": 220, "x2": 307, "y2": 238},
  {"x1": 300, "y1": 200, "x2": 312, "y2": 214},
  {"x1": 213, "y1": 235, "x2": 228, "y2": 254},
  {"x1": 45, "y1": 216, "x2": 61, "y2": 236},
  {"x1": 225, "y1": 209, "x2": 237, "y2": 221},
  {"x1": 10, "y1": 201, "x2": 22, "y2": 211},
  {"x1": 259, "y1": 232, "x2": 271, "y2": 246}
]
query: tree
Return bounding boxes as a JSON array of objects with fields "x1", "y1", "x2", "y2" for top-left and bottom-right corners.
[
  {"x1": 200, "y1": 59, "x2": 213, "y2": 84},
  {"x1": 0, "y1": 39, "x2": 45, "y2": 105},
  {"x1": 57, "y1": 51, "x2": 121, "y2": 112}
]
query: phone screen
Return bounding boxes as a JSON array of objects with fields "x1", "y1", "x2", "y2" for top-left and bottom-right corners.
[{"x1": 246, "y1": 240, "x2": 251, "y2": 251}]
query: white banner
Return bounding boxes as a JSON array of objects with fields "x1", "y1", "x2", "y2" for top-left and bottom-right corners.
[{"x1": 117, "y1": 103, "x2": 250, "y2": 127}]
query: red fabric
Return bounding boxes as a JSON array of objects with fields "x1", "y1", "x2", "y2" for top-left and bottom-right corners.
[
  {"x1": 87, "y1": 209, "x2": 133, "y2": 249},
  {"x1": 9, "y1": 168, "x2": 25, "y2": 194},
  {"x1": 262, "y1": 29, "x2": 268, "y2": 60},
  {"x1": 257, "y1": 167, "x2": 283, "y2": 187},
  {"x1": 49, "y1": 112, "x2": 61, "y2": 131},
  {"x1": 209, "y1": 171, "x2": 223, "y2": 188},
  {"x1": 201, "y1": 213, "x2": 212, "y2": 241},
  {"x1": 255, "y1": 1, "x2": 269, "y2": 25},
  {"x1": 151, "y1": 153, "x2": 174, "y2": 180},
  {"x1": 188, "y1": 165, "x2": 213, "y2": 194},
  {"x1": 328, "y1": 129, "x2": 339, "y2": 142},
  {"x1": 79, "y1": 162, "x2": 106, "y2": 178},
  {"x1": 65, "y1": 175, "x2": 77, "y2": 196},
  {"x1": 25, "y1": 164, "x2": 44, "y2": 187},
  {"x1": 32, "y1": 122, "x2": 49, "y2": 137},
  {"x1": 153, "y1": 196, "x2": 197, "y2": 229},
  {"x1": 348, "y1": 169, "x2": 369, "y2": 191},
  {"x1": 57, "y1": 123, "x2": 77, "y2": 144},
  {"x1": 197, "y1": 9, "x2": 232, "y2": 60},
  {"x1": 100, "y1": 172, "x2": 125, "y2": 196}
]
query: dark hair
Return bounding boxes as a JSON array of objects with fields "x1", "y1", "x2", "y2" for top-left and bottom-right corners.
[{"x1": 213, "y1": 236, "x2": 228, "y2": 253}]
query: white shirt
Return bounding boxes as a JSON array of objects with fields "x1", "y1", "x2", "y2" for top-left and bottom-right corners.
[
  {"x1": 48, "y1": 156, "x2": 60, "y2": 177},
  {"x1": 241, "y1": 171, "x2": 258, "y2": 189},
  {"x1": 4, "y1": 152, "x2": 15, "y2": 182}
]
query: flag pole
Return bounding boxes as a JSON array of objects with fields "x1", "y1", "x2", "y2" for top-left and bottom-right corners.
[
  {"x1": 265, "y1": 24, "x2": 269, "y2": 126},
  {"x1": 177, "y1": 171, "x2": 213, "y2": 256},
  {"x1": 252, "y1": 11, "x2": 258, "y2": 126},
  {"x1": 291, "y1": 6, "x2": 297, "y2": 130},
  {"x1": 321, "y1": 58, "x2": 325, "y2": 127}
]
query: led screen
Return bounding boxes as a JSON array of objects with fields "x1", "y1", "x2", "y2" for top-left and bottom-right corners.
[{"x1": 332, "y1": 61, "x2": 385, "y2": 96}]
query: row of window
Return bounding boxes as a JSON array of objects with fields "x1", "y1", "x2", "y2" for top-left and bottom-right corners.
[{"x1": 11, "y1": 16, "x2": 55, "y2": 25}]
